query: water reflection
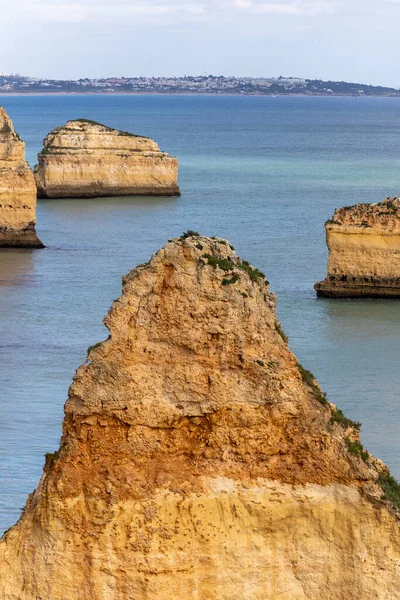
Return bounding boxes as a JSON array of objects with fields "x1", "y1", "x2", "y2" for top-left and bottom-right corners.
[{"x1": 0, "y1": 250, "x2": 35, "y2": 286}]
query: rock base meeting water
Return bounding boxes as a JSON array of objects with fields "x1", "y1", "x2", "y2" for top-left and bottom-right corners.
[{"x1": 315, "y1": 197, "x2": 400, "y2": 298}]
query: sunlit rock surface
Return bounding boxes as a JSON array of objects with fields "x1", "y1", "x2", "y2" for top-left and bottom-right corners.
[
  {"x1": 0, "y1": 107, "x2": 43, "y2": 247},
  {"x1": 1, "y1": 234, "x2": 399, "y2": 599},
  {"x1": 34, "y1": 119, "x2": 180, "y2": 198},
  {"x1": 315, "y1": 197, "x2": 400, "y2": 297}
]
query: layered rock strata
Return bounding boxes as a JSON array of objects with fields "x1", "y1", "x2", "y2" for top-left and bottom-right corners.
[
  {"x1": 1, "y1": 234, "x2": 399, "y2": 599},
  {"x1": 34, "y1": 119, "x2": 180, "y2": 198},
  {"x1": 0, "y1": 107, "x2": 43, "y2": 247},
  {"x1": 315, "y1": 197, "x2": 400, "y2": 297}
]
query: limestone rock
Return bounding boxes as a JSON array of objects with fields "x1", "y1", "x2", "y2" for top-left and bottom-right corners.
[
  {"x1": 315, "y1": 197, "x2": 400, "y2": 297},
  {"x1": 0, "y1": 107, "x2": 43, "y2": 248},
  {"x1": 34, "y1": 119, "x2": 180, "y2": 198},
  {"x1": 1, "y1": 234, "x2": 399, "y2": 599}
]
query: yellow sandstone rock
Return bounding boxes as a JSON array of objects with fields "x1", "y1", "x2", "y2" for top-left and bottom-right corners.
[
  {"x1": 34, "y1": 119, "x2": 180, "y2": 198},
  {"x1": 315, "y1": 197, "x2": 400, "y2": 297},
  {"x1": 1, "y1": 234, "x2": 399, "y2": 599},
  {"x1": 0, "y1": 107, "x2": 43, "y2": 247}
]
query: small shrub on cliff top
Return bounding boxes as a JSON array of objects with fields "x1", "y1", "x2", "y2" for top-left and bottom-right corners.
[
  {"x1": 330, "y1": 408, "x2": 361, "y2": 430},
  {"x1": 237, "y1": 259, "x2": 266, "y2": 283},
  {"x1": 203, "y1": 254, "x2": 233, "y2": 272},
  {"x1": 344, "y1": 437, "x2": 369, "y2": 463},
  {"x1": 202, "y1": 250, "x2": 268, "y2": 286},
  {"x1": 76, "y1": 118, "x2": 106, "y2": 127},
  {"x1": 75, "y1": 118, "x2": 147, "y2": 138},
  {"x1": 296, "y1": 362, "x2": 327, "y2": 405},
  {"x1": 378, "y1": 471, "x2": 400, "y2": 509},
  {"x1": 181, "y1": 230, "x2": 200, "y2": 239}
]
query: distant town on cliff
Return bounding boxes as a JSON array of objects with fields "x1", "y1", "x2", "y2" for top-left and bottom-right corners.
[{"x1": 1, "y1": 73, "x2": 400, "y2": 96}]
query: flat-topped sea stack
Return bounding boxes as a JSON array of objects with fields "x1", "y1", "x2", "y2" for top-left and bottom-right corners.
[
  {"x1": 315, "y1": 197, "x2": 400, "y2": 298},
  {"x1": 0, "y1": 107, "x2": 43, "y2": 248},
  {"x1": 1, "y1": 233, "x2": 400, "y2": 599},
  {"x1": 34, "y1": 119, "x2": 180, "y2": 198}
]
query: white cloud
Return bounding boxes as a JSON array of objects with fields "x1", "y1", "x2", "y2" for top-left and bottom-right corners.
[
  {"x1": 235, "y1": 0, "x2": 336, "y2": 16},
  {"x1": 26, "y1": 0, "x2": 206, "y2": 23}
]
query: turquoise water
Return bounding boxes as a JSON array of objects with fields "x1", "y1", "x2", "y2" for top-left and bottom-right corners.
[{"x1": 1, "y1": 95, "x2": 400, "y2": 534}]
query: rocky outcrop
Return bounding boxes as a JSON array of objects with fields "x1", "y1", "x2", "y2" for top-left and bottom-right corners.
[
  {"x1": 34, "y1": 119, "x2": 180, "y2": 198},
  {"x1": 0, "y1": 107, "x2": 43, "y2": 248},
  {"x1": 315, "y1": 197, "x2": 400, "y2": 297},
  {"x1": 1, "y1": 233, "x2": 399, "y2": 599}
]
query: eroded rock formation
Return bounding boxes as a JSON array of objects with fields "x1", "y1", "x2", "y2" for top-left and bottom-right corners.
[
  {"x1": 1, "y1": 234, "x2": 399, "y2": 599},
  {"x1": 0, "y1": 107, "x2": 43, "y2": 247},
  {"x1": 315, "y1": 197, "x2": 400, "y2": 297},
  {"x1": 34, "y1": 119, "x2": 180, "y2": 198}
]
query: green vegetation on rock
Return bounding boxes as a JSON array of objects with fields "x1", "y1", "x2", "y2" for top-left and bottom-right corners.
[
  {"x1": 344, "y1": 437, "x2": 369, "y2": 463},
  {"x1": 275, "y1": 320, "x2": 288, "y2": 344},
  {"x1": 296, "y1": 362, "x2": 328, "y2": 405},
  {"x1": 222, "y1": 274, "x2": 239, "y2": 286},
  {"x1": 87, "y1": 342, "x2": 102, "y2": 354},
  {"x1": 378, "y1": 471, "x2": 400, "y2": 509},
  {"x1": 330, "y1": 408, "x2": 361, "y2": 430},
  {"x1": 45, "y1": 451, "x2": 60, "y2": 467},
  {"x1": 181, "y1": 230, "x2": 200, "y2": 240}
]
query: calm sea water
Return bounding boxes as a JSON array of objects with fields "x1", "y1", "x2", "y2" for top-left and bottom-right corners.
[{"x1": 1, "y1": 94, "x2": 400, "y2": 534}]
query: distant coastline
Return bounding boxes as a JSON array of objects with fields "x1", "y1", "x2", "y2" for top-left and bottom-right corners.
[
  {"x1": 1, "y1": 92, "x2": 400, "y2": 98},
  {"x1": 1, "y1": 74, "x2": 399, "y2": 97}
]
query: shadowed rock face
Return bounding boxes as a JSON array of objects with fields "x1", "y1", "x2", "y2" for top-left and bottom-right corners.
[
  {"x1": 34, "y1": 119, "x2": 180, "y2": 198},
  {"x1": 315, "y1": 197, "x2": 400, "y2": 298},
  {"x1": 0, "y1": 107, "x2": 43, "y2": 248},
  {"x1": 0, "y1": 235, "x2": 399, "y2": 599}
]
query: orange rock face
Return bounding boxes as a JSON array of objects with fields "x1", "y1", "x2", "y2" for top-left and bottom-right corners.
[{"x1": 0, "y1": 235, "x2": 399, "y2": 599}]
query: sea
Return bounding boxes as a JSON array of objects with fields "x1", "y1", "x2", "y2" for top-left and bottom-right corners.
[{"x1": 1, "y1": 94, "x2": 400, "y2": 534}]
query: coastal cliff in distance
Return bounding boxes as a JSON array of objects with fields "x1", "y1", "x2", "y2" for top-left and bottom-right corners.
[
  {"x1": 34, "y1": 119, "x2": 180, "y2": 198},
  {"x1": 0, "y1": 107, "x2": 43, "y2": 248},
  {"x1": 315, "y1": 197, "x2": 400, "y2": 297},
  {"x1": 1, "y1": 233, "x2": 400, "y2": 599}
]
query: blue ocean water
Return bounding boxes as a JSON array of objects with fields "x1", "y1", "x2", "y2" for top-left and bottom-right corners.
[{"x1": 1, "y1": 94, "x2": 400, "y2": 534}]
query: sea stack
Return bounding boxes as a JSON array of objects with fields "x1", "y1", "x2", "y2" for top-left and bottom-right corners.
[
  {"x1": 0, "y1": 107, "x2": 43, "y2": 248},
  {"x1": 34, "y1": 119, "x2": 180, "y2": 198},
  {"x1": 315, "y1": 197, "x2": 400, "y2": 297},
  {"x1": 1, "y1": 234, "x2": 399, "y2": 599}
]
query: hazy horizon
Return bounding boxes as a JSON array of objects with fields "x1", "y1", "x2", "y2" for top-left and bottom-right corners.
[{"x1": 3, "y1": 0, "x2": 400, "y2": 88}]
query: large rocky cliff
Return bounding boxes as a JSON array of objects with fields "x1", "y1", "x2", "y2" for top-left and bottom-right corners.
[
  {"x1": 34, "y1": 119, "x2": 180, "y2": 198},
  {"x1": 1, "y1": 234, "x2": 399, "y2": 599},
  {"x1": 0, "y1": 107, "x2": 43, "y2": 247},
  {"x1": 315, "y1": 197, "x2": 400, "y2": 297}
]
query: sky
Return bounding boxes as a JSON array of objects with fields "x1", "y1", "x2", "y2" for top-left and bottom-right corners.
[{"x1": 1, "y1": 0, "x2": 400, "y2": 86}]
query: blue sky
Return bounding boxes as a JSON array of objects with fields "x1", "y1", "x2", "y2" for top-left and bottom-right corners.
[{"x1": 2, "y1": 0, "x2": 400, "y2": 85}]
